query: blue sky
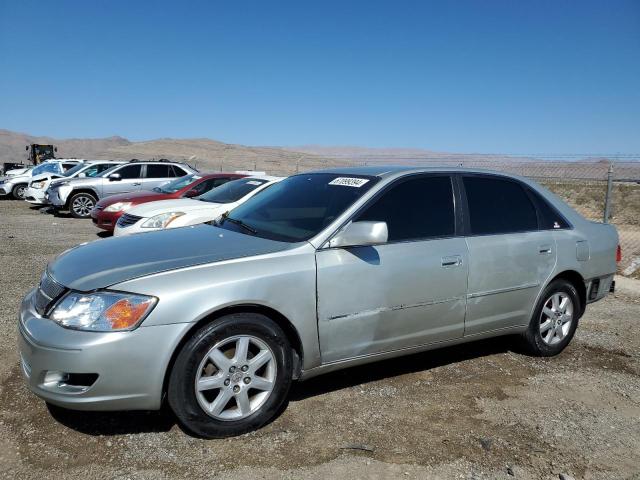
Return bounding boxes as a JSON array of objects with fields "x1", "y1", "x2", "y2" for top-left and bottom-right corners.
[{"x1": 1, "y1": 0, "x2": 639, "y2": 154}]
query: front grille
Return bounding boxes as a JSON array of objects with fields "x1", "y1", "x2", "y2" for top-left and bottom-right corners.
[
  {"x1": 34, "y1": 271, "x2": 66, "y2": 315},
  {"x1": 117, "y1": 213, "x2": 143, "y2": 228}
]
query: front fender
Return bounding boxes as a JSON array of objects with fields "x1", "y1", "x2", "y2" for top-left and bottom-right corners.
[{"x1": 111, "y1": 243, "x2": 321, "y2": 370}]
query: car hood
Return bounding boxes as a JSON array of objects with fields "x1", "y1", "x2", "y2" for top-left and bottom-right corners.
[
  {"x1": 3, "y1": 172, "x2": 31, "y2": 182},
  {"x1": 48, "y1": 224, "x2": 294, "y2": 291},
  {"x1": 96, "y1": 190, "x2": 172, "y2": 208},
  {"x1": 30, "y1": 172, "x2": 63, "y2": 183},
  {"x1": 125, "y1": 198, "x2": 224, "y2": 217}
]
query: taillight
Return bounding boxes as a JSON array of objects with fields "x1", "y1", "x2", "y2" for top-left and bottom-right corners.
[{"x1": 616, "y1": 244, "x2": 622, "y2": 263}]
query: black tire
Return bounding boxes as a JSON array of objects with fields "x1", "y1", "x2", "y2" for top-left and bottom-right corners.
[
  {"x1": 168, "y1": 313, "x2": 293, "y2": 438},
  {"x1": 521, "y1": 279, "x2": 581, "y2": 356},
  {"x1": 12, "y1": 183, "x2": 27, "y2": 200},
  {"x1": 68, "y1": 192, "x2": 97, "y2": 219}
]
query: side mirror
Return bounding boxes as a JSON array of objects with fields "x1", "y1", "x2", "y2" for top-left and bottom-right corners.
[
  {"x1": 78, "y1": 172, "x2": 86, "y2": 178},
  {"x1": 108, "y1": 173, "x2": 122, "y2": 181},
  {"x1": 328, "y1": 221, "x2": 388, "y2": 248},
  {"x1": 183, "y1": 189, "x2": 199, "y2": 198}
]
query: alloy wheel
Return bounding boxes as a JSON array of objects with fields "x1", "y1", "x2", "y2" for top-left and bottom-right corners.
[
  {"x1": 72, "y1": 196, "x2": 95, "y2": 217},
  {"x1": 539, "y1": 292, "x2": 574, "y2": 345},
  {"x1": 195, "y1": 335, "x2": 277, "y2": 421}
]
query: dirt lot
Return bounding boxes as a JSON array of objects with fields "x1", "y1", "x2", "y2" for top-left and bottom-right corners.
[{"x1": 0, "y1": 199, "x2": 639, "y2": 480}]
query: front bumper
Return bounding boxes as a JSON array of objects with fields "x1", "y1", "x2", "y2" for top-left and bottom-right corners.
[
  {"x1": 25, "y1": 187, "x2": 48, "y2": 205},
  {"x1": 0, "y1": 183, "x2": 13, "y2": 195},
  {"x1": 47, "y1": 187, "x2": 69, "y2": 207},
  {"x1": 91, "y1": 209, "x2": 123, "y2": 232},
  {"x1": 18, "y1": 289, "x2": 191, "y2": 411},
  {"x1": 113, "y1": 219, "x2": 150, "y2": 237}
]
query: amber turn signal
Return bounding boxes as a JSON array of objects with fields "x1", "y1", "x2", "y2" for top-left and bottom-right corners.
[{"x1": 104, "y1": 298, "x2": 155, "y2": 330}]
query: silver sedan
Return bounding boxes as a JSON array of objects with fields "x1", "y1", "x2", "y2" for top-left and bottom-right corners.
[{"x1": 18, "y1": 166, "x2": 618, "y2": 438}]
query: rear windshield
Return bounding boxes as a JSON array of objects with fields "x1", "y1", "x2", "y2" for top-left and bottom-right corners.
[
  {"x1": 198, "y1": 178, "x2": 269, "y2": 203},
  {"x1": 155, "y1": 174, "x2": 202, "y2": 193}
]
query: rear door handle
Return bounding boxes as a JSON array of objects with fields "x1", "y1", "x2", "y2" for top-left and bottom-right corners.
[
  {"x1": 441, "y1": 255, "x2": 463, "y2": 267},
  {"x1": 539, "y1": 244, "x2": 552, "y2": 255},
  {"x1": 132, "y1": 182, "x2": 142, "y2": 186}
]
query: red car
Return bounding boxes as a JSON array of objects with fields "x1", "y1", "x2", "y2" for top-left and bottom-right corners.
[{"x1": 91, "y1": 173, "x2": 247, "y2": 232}]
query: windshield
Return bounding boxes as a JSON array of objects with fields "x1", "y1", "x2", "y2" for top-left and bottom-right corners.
[
  {"x1": 33, "y1": 145, "x2": 55, "y2": 160},
  {"x1": 32, "y1": 163, "x2": 61, "y2": 176},
  {"x1": 63, "y1": 163, "x2": 86, "y2": 177},
  {"x1": 197, "y1": 178, "x2": 269, "y2": 204},
  {"x1": 154, "y1": 174, "x2": 202, "y2": 194},
  {"x1": 217, "y1": 173, "x2": 379, "y2": 242}
]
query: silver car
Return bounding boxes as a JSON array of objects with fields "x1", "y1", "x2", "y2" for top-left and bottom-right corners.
[
  {"x1": 46, "y1": 160, "x2": 197, "y2": 218},
  {"x1": 18, "y1": 167, "x2": 618, "y2": 438}
]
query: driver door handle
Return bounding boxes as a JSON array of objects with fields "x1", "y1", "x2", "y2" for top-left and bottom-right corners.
[{"x1": 441, "y1": 255, "x2": 463, "y2": 267}]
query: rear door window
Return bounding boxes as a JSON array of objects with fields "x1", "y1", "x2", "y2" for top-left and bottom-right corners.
[
  {"x1": 356, "y1": 175, "x2": 455, "y2": 242},
  {"x1": 170, "y1": 165, "x2": 189, "y2": 177},
  {"x1": 145, "y1": 164, "x2": 172, "y2": 178},
  {"x1": 527, "y1": 188, "x2": 570, "y2": 230},
  {"x1": 115, "y1": 164, "x2": 142, "y2": 179},
  {"x1": 463, "y1": 176, "x2": 538, "y2": 235}
]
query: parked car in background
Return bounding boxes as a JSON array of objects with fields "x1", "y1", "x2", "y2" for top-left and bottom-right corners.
[
  {"x1": 18, "y1": 167, "x2": 619, "y2": 438},
  {"x1": 113, "y1": 176, "x2": 282, "y2": 236},
  {"x1": 4, "y1": 165, "x2": 33, "y2": 177},
  {"x1": 0, "y1": 159, "x2": 83, "y2": 200},
  {"x1": 91, "y1": 172, "x2": 247, "y2": 233},
  {"x1": 46, "y1": 159, "x2": 197, "y2": 219},
  {"x1": 25, "y1": 160, "x2": 124, "y2": 206}
]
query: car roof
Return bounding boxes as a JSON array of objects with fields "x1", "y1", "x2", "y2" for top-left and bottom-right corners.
[
  {"x1": 306, "y1": 165, "x2": 529, "y2": 180},
  {"x1": 244, "y1": 175, "x2": 283, "y2": 182},
  {"x1": 198, "y1": 172, "x2": 248, "y2": 179}
]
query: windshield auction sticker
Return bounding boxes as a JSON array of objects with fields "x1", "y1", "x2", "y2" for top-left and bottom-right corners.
[{"x1": 328, "y1": 177, "x2": 370, "y2": 187}]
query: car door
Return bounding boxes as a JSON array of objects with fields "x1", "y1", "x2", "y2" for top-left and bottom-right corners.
[
  {"x1": 461, "y1": 174, "x2": 557, "y2": 335},
  {"x1": 102, "y1": 164, "x2": 143, "y2": 196},
  {"x1": 316, "y1": 174, "x2": 469, "y2": 363}
]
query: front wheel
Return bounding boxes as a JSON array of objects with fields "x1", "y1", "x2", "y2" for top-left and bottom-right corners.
[
  {"x1": 12, "y1": 183, "x2": 27, "y2": 200},
  {"x1": 69, "y1": 192, "x2": 97, "y2": 219},
  {"x1": 521, "y1": 279, "x2": 581, "y2": 356},
  {"x1": 168, "y1": 313, "x2": 293, "y2": 438}
]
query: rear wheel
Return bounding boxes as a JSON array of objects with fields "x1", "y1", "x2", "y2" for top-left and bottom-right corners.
[
  {"x1": 168, "y1": 313, "x2": 293, "y2": 438},
  {"x1": 12, "y1": 183, "x2": 27, "y2": 200},
  {"x1": 69, "y1": 192, "x2": 97, "y2": 218},
  {"x1": 521, "y1": 279, "x2": 580, "y2": 356}
]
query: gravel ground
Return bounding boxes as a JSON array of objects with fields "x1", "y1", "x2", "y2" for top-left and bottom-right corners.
[{"x1": 1, "y1": 198, "x2": 639, "y2": 480}]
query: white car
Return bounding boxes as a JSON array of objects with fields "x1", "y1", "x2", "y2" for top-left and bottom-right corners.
[
  {"x1": 25, "y1": 160, "x2": 124, "y2": 205},
  {"x1": 113, "y1": 176, "x2": 282, "y2": 236},
  {"x1": 5, "y1": 165, "x2": 33, "y2": 177},
  {"x1": 0, "y1": 159, "x2": 83, "y2": 200}
]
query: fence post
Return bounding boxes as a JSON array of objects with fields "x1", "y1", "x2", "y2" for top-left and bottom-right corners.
[{"x1": 603, "y1": 163, "x2": 614, "y2": 223}]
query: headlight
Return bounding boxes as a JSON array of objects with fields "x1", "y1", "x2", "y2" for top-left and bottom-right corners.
[
  {"x1": 31, "y1": 181, "x2": 45, "y2": 189},
  {"x1": 49, "y1": 291, "x2": 157, "y2": 331},
  {"x1": 142, "y1": 212, "x2": 185, "y2": 229},
  {"x1": 104, "y1": 201, "x2": 133, "y2": 213}
]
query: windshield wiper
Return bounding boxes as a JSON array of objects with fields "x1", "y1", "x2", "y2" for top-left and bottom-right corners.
[{"x1": 218, "y1": 212, "x2": 257, "y2": 235}]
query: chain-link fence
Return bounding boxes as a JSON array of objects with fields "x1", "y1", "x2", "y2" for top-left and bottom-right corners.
[{"x1": 197, "y1": 153, "x2": 640, "y2": 277}]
